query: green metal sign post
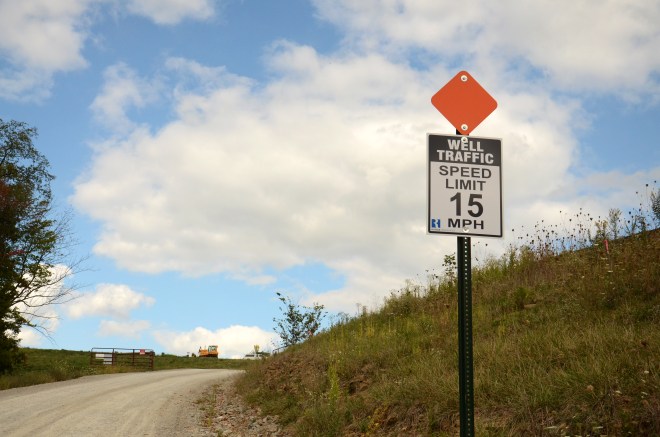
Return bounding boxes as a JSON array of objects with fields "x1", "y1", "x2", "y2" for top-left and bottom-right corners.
[
  {"x1": 457, "y1": 235, "x2": 474, "y2": 436},
  {"x1": 429, "y1": 71, "x2": 500, "y2": 437}
]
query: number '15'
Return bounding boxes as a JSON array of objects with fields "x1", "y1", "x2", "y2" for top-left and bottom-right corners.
[{"x1": 449, "y1": 193, "x2": 483, "y2": 217}]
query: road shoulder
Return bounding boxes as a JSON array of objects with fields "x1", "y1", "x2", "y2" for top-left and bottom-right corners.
[{"x1": 196, "y1": 371, "x2": 290, "y2": 437}]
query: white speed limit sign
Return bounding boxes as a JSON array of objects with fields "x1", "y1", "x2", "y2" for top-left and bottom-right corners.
[{"x1": 427, "y1": 133, "x2": 502, "y2": 237}]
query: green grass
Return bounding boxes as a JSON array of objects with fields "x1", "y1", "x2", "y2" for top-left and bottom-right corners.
[
  {"x1": 237, "y1": 211, "x2": 659, "y2": 435},
  {"x1": 0, "y1": 348, "x2": 249, "y2": 390},
  {"x1": 0, "y1": 349, "x2": 94, "y2": 390},
  {"x1": 153, "y1": 353, "x2": 248, "y2": 371}
]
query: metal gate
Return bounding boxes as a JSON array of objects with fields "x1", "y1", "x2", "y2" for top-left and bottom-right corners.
[{"x1": 90, "y1": 348, "x2": 155, "y2": 370}]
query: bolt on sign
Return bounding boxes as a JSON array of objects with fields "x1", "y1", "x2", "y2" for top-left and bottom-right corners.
[{"x1": 427, "y1": 133, "x2": 502, "y2": 237}]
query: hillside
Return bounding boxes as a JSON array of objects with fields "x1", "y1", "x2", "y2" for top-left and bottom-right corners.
[{"x1": 238, "y1": 226, "x2": 659, "y2": 435}]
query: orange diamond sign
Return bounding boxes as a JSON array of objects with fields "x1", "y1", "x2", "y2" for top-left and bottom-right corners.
[{"x1": 431, "y1": 71, "x2": 497, "y2": 135}]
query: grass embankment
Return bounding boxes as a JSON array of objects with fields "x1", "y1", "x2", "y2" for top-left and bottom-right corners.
[
  {"x1": 238, "y1": 228, "x2": 659, "y2": 435},
  {"x1": 0, "y1": 349, "x2": 248, "y2": 390}
]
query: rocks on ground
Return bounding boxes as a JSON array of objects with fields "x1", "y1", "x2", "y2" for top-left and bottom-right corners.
[{"x1": 198, "y1": 375, "x2": 291, "y2": 437}]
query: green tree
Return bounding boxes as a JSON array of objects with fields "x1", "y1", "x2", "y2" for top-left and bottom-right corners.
[
  {"x1": 273, "y1": 292, "x2": 326, "y2": 347},
  {"x1": 0, "y1": 119, "x2": 77, "y2": 373}
]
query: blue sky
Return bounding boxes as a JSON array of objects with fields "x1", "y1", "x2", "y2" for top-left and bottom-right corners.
[{"x1": 1, "y1": 0, "x2": 659, "y2": 358}]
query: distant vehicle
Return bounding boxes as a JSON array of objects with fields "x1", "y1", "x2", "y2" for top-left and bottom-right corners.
[
  {"x1": 243, "y1": 351, "x2": 270, "y2": 360},
  {"x1": 198, "y1": 345, "x2": 219, "y2": 358}
]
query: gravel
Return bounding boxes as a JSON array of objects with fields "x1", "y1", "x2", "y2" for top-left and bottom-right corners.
[{"x1": 198, "y1": 372, "x2": 291, "y2": 437}]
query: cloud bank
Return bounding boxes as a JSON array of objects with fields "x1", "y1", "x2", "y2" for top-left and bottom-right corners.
[
  {"x1": 73, "y1": 0, "x2": 660, "y2": 309},
  {"x1": 5, "y1": 0, "x2": 658, "y2": 317},
  {"x1": 0, "y1": 0, "x2": 221, "y2": 101},
  {"x1": 153, "y1": 325, "x2": 278, "y2": 358}
]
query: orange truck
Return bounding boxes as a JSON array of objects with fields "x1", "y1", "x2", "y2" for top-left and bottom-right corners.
[{"x1": 198, "y1": 345, "x2": 219, "y2": 358}]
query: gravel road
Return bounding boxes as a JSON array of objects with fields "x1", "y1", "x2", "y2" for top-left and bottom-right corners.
[{"x1": 0, "y1": 368, "x2": 243, "y2": 437}]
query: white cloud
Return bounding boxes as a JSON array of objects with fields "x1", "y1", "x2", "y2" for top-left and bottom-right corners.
[
  {"x1": 230, "y1": 272, "x2": 278, "y2": 286},
  {"x1": 0, "y1": 0, "x2": 91, "y2": 100},
  {"x1": 98, "y1": 319, "x2": 151, "y2": 339},
  {"x1": 125, "y1": 0, "x2": 217, "y2": 25},
  {"x1": 17, "y1": 328, "x2": 48, "y2": 348},
  {"x1": 90, "y1": 63, "x2": 161, "y2": 132},
  {"x1": 165, "y1": 57, "x2": 253, "y2": 96},
  {"x1": 312, "y1": 0, "x2": 660, "y2": 96},
  {"x1": 153, "y1": 325, "x2": 278, "y2": 358},
  {"x1": 72, "y1": 46, "x2": 598, "y2": 312},
  {"x1": 13, "y1": 264, "x2": 72, "y2": 345},
  {"x1": 67, "y1": 283, "x2": 155, "y2": 319},
  {"x1": 12, "y1": 264, "x2": 73, "y2": 316},
  {"x1": 0, "y1": 70, "x2": 54, "y2": 102},
  {"x1": 73, "y1": 0, "x2": 660, "y2": 314},
  {"x1": 0, "y1": 0, "x2": 90, "y2": 71},
  {"x1": 17, "y1": 311, "x2": 60, "y2": 348},
  {"x1": 0, "y1": 0, "x2": 220, "y2": 101}
]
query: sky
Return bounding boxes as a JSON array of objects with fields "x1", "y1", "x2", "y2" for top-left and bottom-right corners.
[{"x1": 1, "y1": 0, "x2": 659, "y2": 358}]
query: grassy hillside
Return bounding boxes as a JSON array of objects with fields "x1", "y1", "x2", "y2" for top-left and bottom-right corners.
[
  {"x1": 0, "y1": 348, "x2": 248, "y2": 390},
  {"x1": 238, "y1": 222, "x2": 659, "y2": 435}
]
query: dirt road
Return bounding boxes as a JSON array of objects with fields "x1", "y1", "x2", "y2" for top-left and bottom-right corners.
[{"x1": 0, "y1": 368, "x2": 242, "y2": 437}]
